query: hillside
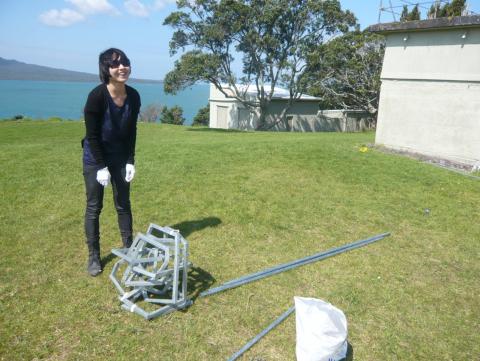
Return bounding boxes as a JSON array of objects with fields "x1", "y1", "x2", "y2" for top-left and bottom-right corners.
[{"x1": 0, "y1": 57, "x2": 161, "y2": 83}]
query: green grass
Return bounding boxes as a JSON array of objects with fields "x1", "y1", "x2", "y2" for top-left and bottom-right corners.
[{"x1": 0, "y1": 121, "x2": 478, "y2": 361}]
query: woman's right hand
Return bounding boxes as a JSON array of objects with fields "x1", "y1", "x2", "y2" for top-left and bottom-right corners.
[{"x1": 96, "y1": 167, "x2": 111, "y2": 187}]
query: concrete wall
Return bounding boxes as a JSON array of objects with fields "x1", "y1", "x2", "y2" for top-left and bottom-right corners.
[
  {"x1": 376, "y1": 28, "x2": 480, "y2": 165},
  {"x1": 294, "y1": 110, "x2": 373, "y2": 132},
  {"x1": 209, "y1": 84, "x2": 372, "y2": 132}
]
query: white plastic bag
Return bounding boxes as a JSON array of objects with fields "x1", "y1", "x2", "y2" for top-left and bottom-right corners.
[{"x1": 295, "y1": 297, "x2": 348, "y2": 361}]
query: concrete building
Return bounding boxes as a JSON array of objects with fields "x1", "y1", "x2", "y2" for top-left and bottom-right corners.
[
  {"x1": 369, "y1": 16, "x2": 480, "y2": 166},
  {"x1": 209, "y1": 83, "x2": 320, "y2": 130},
  {"x1": 209, "y1": 83, "x2": 372, "y2": 132}
]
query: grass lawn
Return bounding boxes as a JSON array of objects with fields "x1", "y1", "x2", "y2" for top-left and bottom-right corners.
[{"x1": 0, "y1": 121, "x2": 478, "y2": 361}]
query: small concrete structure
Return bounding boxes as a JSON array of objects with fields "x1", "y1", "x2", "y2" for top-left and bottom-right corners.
[
  {"x1": 209, "y1": 83, "x2": 320, "y2": 131},
  {"x1": 369, "y1": 16, "x2": 480, "y2": 166},
  {"x1": 209, "y1": 84, "x2": 372, "y2": 132}
]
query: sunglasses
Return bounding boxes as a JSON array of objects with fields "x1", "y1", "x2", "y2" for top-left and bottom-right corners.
[{"x1": 110, "y1": 58, "x2": 131, "y2": 68}]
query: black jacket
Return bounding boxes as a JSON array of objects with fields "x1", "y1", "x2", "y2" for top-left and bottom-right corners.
[{"x1": 83, "y1": 84, "x2": 141, "y2": 168}]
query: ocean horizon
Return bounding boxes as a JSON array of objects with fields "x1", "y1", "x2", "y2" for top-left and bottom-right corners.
[{"x1": 0, "y1": 80, "x2": 210, "y2": 125}]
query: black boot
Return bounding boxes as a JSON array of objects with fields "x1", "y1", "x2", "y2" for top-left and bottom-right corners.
[
  {"x1": 122, "y1": 235, "x2": 132, "y2": 249},
  {"x1": 87, "y1": 243, "x2": 102, "y2": 276}
]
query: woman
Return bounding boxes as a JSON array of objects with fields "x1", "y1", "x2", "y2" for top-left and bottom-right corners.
[{"x1": 82, "y1": 48, "x2": 141, "y2": 276}]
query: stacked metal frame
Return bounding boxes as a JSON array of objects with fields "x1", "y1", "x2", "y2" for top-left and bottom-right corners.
[{"x1": 109, "y1": 224, "x2": 192, "y2": 320}]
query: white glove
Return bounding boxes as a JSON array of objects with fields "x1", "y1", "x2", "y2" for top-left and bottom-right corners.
[
  {"x1": 96, "y1": 167, "x2": 111, "y2": 187},
  {"x1": 125, "y1": 163, "x2": 135, "y2": 182}
]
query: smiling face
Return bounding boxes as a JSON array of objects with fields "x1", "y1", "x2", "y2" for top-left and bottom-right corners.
[
  {"x1": 108, "y1": 53, "x2": 131, "y2": 84},
  {"x1": 109, "y1": 62, "x2": 130, "y2": 83}
]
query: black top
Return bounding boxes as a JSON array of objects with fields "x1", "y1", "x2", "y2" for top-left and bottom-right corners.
[{"x1": 82, "y1": 84, "x2": 141, "y2": 168}]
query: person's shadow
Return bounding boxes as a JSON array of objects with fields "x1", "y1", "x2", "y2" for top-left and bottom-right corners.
[
  {"x1": 172, "y1": 216, "x2": 222, "y2": 238},
  {"x1": 102, "y1": 217, "x2": 222, "y2": 268}
]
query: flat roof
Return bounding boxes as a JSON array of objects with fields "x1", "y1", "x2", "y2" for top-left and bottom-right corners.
[
  {"x1": 368, "y1": 15, "x2": 480, "y2": 34},
  {"x1": 219, "y1": 83, "x2": 321, "y2": 101}
]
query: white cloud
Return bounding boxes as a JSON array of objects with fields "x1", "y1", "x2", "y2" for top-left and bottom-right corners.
[
  {"x1": 124, "y1": 0, "x2": 150, "y2": 17},
  {"x1": 152, "y1": 0, "x2": 177, "y2": 11},
  {"x1": 39, "y1": 8, "x2": 85, "y2": 27},
  {"x1": 67, "y1": 0, "x2": 121, "y2": 15}
]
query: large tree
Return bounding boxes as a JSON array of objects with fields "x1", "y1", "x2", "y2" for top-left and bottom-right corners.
[
  {"x1": 305, "y1": 31, "x2": 385, "y2": 116},
  {"x1": 163, "y1": 0, "x2": 356, "y2": 130}
]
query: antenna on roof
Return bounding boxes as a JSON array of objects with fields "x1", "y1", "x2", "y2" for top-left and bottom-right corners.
[
  {"x1": 378, "y1": 0, "x2": 398, "y2": 23},
  {"x1": 378, "y1": 0, "x2": 383, "y2": 23}
]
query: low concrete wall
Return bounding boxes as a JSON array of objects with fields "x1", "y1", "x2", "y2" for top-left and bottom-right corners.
[{"x1": 292, "y1": 110, "x2": 373, "y2": 132}]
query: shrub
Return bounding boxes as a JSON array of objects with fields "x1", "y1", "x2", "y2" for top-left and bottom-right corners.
[
  {"x1": 192, "y1": 105, "x2": 210, "y2": 126},
  {"x1": 160, "y1": 105, "x2": 185, "y2": 125}
]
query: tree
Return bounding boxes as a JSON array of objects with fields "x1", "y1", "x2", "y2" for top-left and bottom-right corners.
[
  {"x1": 428, "y1": 0, "x2": 466, "y2": 18},
  {"x1": 400, "y1": 5, "x2": 409, "y2": 21},
  {"x1": 192, "y1": 105, "x2": 210, "y2": 126},
  {"x1": 400, "y1": 4, "x2": 420, "y2": 21},
  {"x1": 163, "y1": 0, "x2": 356, "y2": 130},
  {"x1": 409, "y1": 4, "x2": 421, "y2": 20},
  {"x1": 306, "y1": 31, "x2": 385, "y2": 116},
  {"x1": 160, "y1": 105, "x2": 185, "y2": 125}
]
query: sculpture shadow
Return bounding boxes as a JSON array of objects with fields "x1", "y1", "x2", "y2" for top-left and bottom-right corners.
[
  {"x1": 187, "y1": 266, "x2": 216, "y2": 301},
  {"x1": 172, "y1": 216, "x2": 222, "y2": 238}
]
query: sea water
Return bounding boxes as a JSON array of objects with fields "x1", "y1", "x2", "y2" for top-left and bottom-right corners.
[{"x1": 0, "y1": 80, "x2": 210, "y2": 125}]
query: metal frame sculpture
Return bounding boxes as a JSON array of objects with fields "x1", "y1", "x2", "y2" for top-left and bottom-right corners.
[{"x1": 110, "y1": 224, "x2": 191, "y2": 320}]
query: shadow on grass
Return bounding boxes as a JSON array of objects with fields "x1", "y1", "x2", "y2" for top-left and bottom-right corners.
[
  {"x1": 102, "y1": 252, "x2": 117, "y2": 268},
  {"x1": 172, "y1": 216, "x2": 222, "y2": 238},
  {"x1": 345, "y1": 342, "x2": 354, "y2": 361},
  {"x1": 101, "y1": 217, "x2": 221, "y2": 270},
  {"x1": 187, "y1": 266, "x2": 216, "y2": 301}
]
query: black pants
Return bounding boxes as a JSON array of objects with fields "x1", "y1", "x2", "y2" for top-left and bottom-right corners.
[{"x1": 83, "y1": 164, "x2": 133, "y2": 249}]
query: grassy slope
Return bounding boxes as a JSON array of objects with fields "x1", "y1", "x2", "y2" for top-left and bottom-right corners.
[{"x1": 0, "y1": 121, "x2": 478, "y2": 360}]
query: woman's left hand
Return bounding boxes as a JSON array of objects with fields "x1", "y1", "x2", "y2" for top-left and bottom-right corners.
[{"x1": 125, "y1": 164, "x2": 135, "y2": 182}]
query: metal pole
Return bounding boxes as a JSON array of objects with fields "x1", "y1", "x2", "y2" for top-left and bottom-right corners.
[
  {"x1": 200, "y1": 232, "x2": 390, "y2": 298},
  {"x1": 227, "y1": 306, "x2": 295, "y2": 361},
  {"x1": 223, "y1": 232, "x2": 390, "y2": 286}
]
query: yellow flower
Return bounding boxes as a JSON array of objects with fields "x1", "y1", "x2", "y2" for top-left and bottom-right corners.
[{"x1": 359, "y1": 146, "x2": 368, "y2": 153}]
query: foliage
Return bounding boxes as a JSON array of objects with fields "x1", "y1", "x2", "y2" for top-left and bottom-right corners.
[
  {"x1": 1, "y1": 121, "x2": 479, "y2": 360},
  {"x1": 163, "y1": 0, "x2": 357, "y2": 130},
  {"x1": 139, "y1": 103, "x2": 162, "y2": 123},
  {"x1": 192, "y1": 104, "x2": 210, "y2": 126},
  {"x1": 306, "y1": 31, "x2": 385, "y2": 116},
  {"x1": 160, "y1": 105, "x2": 185, "y2": 125},
  {"x1": 400, "y1": 4, "x2": 421, "y2": 21},
  {"x1": 428, "y1": 0, "x2": 466, "y2": 18}
]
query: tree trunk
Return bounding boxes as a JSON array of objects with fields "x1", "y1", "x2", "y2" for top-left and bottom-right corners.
[{"x1": 256, "y1": 104, "x2": 268, "y2": 130}]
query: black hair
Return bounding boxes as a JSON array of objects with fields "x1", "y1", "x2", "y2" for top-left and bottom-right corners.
[{"x1": 98, "y1": 48, "x2": 131, "y2": 84}]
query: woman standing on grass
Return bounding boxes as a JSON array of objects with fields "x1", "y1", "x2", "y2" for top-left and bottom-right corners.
[{"x1": 82, "y1": 48, "x2": 141, "y2": 276}]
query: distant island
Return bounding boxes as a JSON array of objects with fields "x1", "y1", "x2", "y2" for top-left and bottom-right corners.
[{"x1": 0, "y1": 57, "x2": 162, "y2": 84}]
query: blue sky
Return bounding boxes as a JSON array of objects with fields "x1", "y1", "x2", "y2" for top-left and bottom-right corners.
[{"x1": 1, "y1": 0, "x2": 479, "y2": 80}]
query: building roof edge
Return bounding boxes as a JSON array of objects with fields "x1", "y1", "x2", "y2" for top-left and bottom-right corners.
[{"x1": 367, "y1": 15, "x2": 480, "y2": 34}]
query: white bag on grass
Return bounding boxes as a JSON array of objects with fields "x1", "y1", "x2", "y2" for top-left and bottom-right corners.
[{"x1": 295, "y1": 297, "x2": 348, "y2": 361}]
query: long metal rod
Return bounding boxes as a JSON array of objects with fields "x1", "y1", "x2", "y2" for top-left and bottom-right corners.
[
  {"x1": 227, "y1": 306, "x2": 295, "y2": 361},
  {"x1": 222, "y1": 232, "x2": 390, "y2": 287},
  {"x1": 201, "y1": 232, "x2": 390, "y2": 298}
]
